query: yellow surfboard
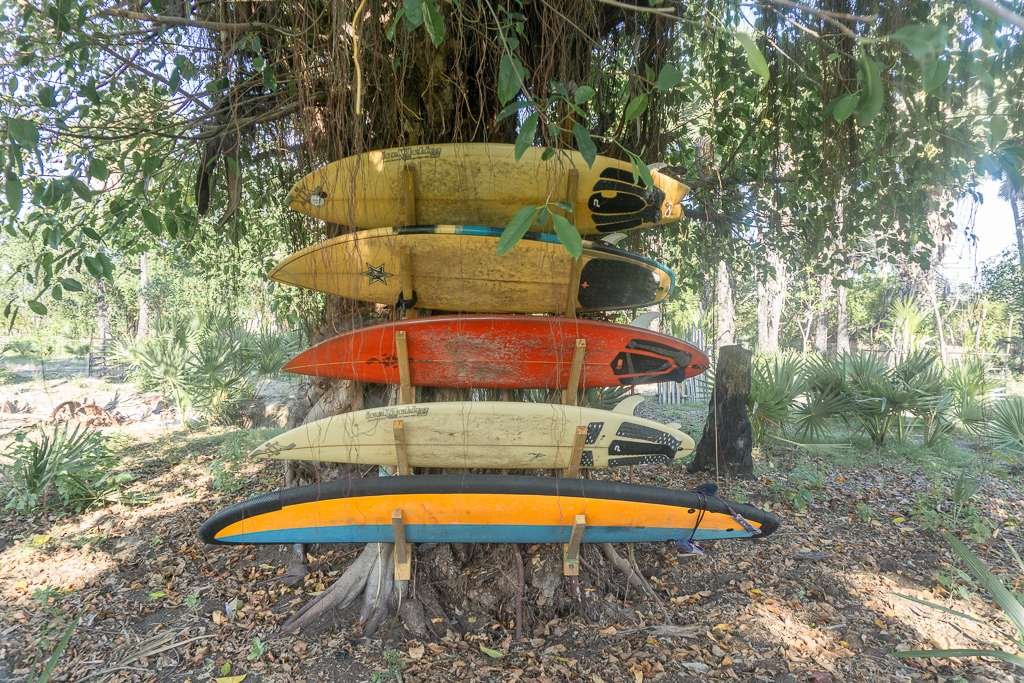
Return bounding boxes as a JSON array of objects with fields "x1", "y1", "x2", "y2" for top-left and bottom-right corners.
[
  {"x1": 286, "y1": 143, "x2": 688, "y2": 235},
  {"x1": 250, "y1": 401, "x2": 695, "y2": 469},
  {"x1": 269, "y1": 226, "x2": 674, "y2": 314}
]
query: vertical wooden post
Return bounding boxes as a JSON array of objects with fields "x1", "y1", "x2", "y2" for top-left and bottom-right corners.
[
  {"x1": 562, "y1": 425, "x2": 587, "y2": 478},
  {"x1": 392, "y1": 509, "x2": 411, "y2": 581},
  {"x1": 561, "y1": 338, "x2": 587, "y2": 405},
  {"x1": 562, "y1": 514, "x2": 586, "y2": 576},
  {"x1": 395, "y1": 330, "x2": 414, "y2": 404},
  {"x1": 400, "y1": 165, "x2": 417, "y2": 226},
  {"x1": 398, "y1": 247, "x2": 418, "y2": 319},
  {"x1": 393, "y1": 420, "x2": 410, "y2": 475}
]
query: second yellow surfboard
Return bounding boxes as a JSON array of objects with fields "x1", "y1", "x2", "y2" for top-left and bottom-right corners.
[{"x1": 269, "y1": 226, "x2": 674, "y2": 314}]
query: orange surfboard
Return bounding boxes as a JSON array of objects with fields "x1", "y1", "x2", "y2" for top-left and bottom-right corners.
[{"x1": 285, "y1": 315, "x2": 709, "y2": 389}]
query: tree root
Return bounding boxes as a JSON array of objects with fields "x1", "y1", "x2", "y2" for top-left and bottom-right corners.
[
  {"x1": 359, "y1": 544, "x2": 394, "y2": 636},
  {"x1": 282, "y1": 543, "x2": 378, "y2": 633}
]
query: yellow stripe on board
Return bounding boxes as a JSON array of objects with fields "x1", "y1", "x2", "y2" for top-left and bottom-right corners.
[{"x1": 214, "y1": 493, "x2": 758, "y2": 540}]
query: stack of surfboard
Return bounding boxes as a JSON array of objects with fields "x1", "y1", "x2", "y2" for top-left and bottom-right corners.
[{"x1": 200, "y1": 144, "x2": 779, "y2": 552}]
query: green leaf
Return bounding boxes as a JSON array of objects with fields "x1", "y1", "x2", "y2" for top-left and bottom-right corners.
[
  {"x1": 574, "y1": 85, "x2": 595, "y2": 105},
  {"x1": 60, "y1": 277, "x2": 83, "y2": 292},
  {"x1": 891, "y1": 23, "x2": 947, "y2": 63},
  {"x1": 654, "y1": 64, "x2": 683, "y2": 91},
  {"x1": 69, "y1": 178, "x2": 92, "y2": 201},
  {"x1": 5, "y1": 172, "x2": 22, "y2": 214},
  {"x1": 37, "y1": 85, "x2": 56, "y2": 108},
  {"x1": 83, "y1": 255, "x2": 103, "y2": 278},
  {"x1": 514, "y1": 112, "x2": 538, "y2": 160},
  {"x1": 894, "y1": 648, "x2": 1024, "y2": 668},
  {"x1": 831, "y1": 93, "x2": 859, "y2": 123},
  {"x1": 989, "y1": 115, "x2": 1009, "y2": 148},
  {"x1": 623, "y1": 94, "x2": 648, "y2": 122},
  {"x1": 969, "y1": 60, "x2": 995, "y2": 95},
  {"x1": 88, "y1": 158, "x2": 109, "y2": 182},
  {"x1": 735, "y1": 33, "x2": 770, "y2": 83},
  {"x1": 497, "y1": 206, "x2": 538, "y2": 255},
  {"x1": 51, "y1": 283, "x2": 63, "y2": 301},
  {"x1": 552, "y1": 214, "x2": 582, "y2": 259},
  {"x1": 572, "y1": 124, "x2": 597, "y2": 168},
  {"x1": 944, "y1": 531, "x2": 1024, "y2": 639},
  {"x1": 82, "y1": 226, "x2": 101, "y2": 240},
  {"x1": 7, "y1": 118, "x2": 39, "y2": 148},
  {"x1": 403, "y1": 0, "x2": 423, "y2": 28},
  {"x1": 141, "y1": 209, "x2": 163, "y2": 236},
  {"x1": 856, "y1": 52, "x2": 884, "y2": 125},
  {"x1": 540, "y1": 147, "x2": 556, "y2": 161},
  {"x1": 479, "y1": 645, "x2": 505, "y2": 659},
  {"x1": 497, "y1": 100, "x2": 533, "y2": 121},
  {"x1": 262, "y1": 66, "x2": 277, "y2": 91},
  {"x1": 421, "y1": 0, "x2": 445, "y2": 47},
  {"x1": 27, "y1": 300, "x2": 47, "y2": 316},
  {"x1": 922, "y1": 56, "x2": 949, "y2": 93},
  {"x1": 498, "y1": 53, "x2": 528, "y2": 105},
  {"x1": 629, "y1": 154, "x2": 654, "y2": 189}
]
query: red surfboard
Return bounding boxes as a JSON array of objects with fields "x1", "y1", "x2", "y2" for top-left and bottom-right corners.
[{"x1": 284, "y1": 316, "x2": 709, "y2": 389}]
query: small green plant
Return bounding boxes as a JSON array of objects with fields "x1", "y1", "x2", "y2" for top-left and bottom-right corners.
[
  {"x1": 370, "y1": 649, "x2": 406, "y2": 683},
  {"x1": 895, "y1": 533, "x2": 1024, "y2": 668},
  {"x1": 855, "y1": 501, "x2": 874, "y2": 523},
  {"x1": 771, "y1": 463, "x2": 824, "y2": 511},
  {"x1": 246, "y1": 637, "x2": 267, "y2": 661},
  {"x1": 748, "y1": 353, "x2": 805, "y2": 444},
  {"x1": 62, "y1": 342, "x2": 90, "y2": 357},
  {"x1": 1, "y1": 424, "x2": 126, "y2": 513},
  {"x1": 244, "y1": 327, "x2": 301, "y2": 376},
  {"x1": 990, "y1": 397, "x2": 1024, "y2": 458}
]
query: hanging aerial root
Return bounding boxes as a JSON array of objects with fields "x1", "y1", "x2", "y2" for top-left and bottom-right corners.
[
  {"x1": 360, "y1": 544, "x2": 395, "y2": 636},
  {"x1": 282, "y1": 543, "x2": 378, "y2": 633}
]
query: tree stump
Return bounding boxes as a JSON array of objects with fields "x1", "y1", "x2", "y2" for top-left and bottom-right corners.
[{"x1": 687, "y1": 344, "x2": 754, "y2": 479}]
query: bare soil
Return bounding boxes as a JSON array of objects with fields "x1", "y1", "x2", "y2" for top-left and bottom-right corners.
[{"x1": 1, "y1": 369, "x2": 1022, "y2": 682}]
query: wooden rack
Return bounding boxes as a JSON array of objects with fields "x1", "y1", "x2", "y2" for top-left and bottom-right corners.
[
  {"x1": 391, "y1": 308, "x2": 416, "y2": 581},
  {"x1": 561, "y1": 333, "x2": 588, "y2": 575}
]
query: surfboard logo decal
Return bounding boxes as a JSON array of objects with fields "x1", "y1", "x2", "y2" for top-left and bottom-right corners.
[{"x1": 362, "y1": 263, "x2": 393, "y2": 285}]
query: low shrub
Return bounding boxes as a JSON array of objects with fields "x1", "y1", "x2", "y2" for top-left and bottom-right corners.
[{"x1": 1, "y1": 423, "x2": 128, "y2": 513}]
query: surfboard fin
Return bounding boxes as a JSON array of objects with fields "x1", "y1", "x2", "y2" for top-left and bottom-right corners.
[
  {"x1": 612, "y1": 394, "x2": 645, "y2": 415},
  {"x1": 598, "y1": 232, "x2": 628, "y2": 246},
  {"x1": 629, "y1": 310, "x2": 661, "y2": 329}
]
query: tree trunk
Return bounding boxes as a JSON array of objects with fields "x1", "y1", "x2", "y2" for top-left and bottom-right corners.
[
  {"x1": 96, "y1": 278, "x2": 109, "y2": 343},
  {"x1": 715, "y1": 259, "x2": 736, "y2": 350},
  {"x1": 756, "y1": 251, "x2": 785, "y2": 355},
  {"x1": 814, "y1": 274, "x2": 831, "y2": 354},
  {"x1": 687, "y1": 345, "x2": 754, "y2": 479},
  {"x1": 137, "y1": 252, "x2": 150, "y2": 340},
  {"x1": 1011, "y1": 189, "x2": 1024, "y2": 270},
  {"x1": 836, "y1": 284, "x2": 850, "y2": 353}
]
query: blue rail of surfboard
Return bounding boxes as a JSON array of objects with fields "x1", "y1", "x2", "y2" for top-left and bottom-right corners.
[{"x1": 216, "y1": 524, "x2": 756, "y2": 545}]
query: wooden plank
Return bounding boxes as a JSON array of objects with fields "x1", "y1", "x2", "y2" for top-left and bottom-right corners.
[
  {"x1": 562, "y1": 514, "x2": 586, "y2": 576},
  {"x1": 398, "y1": 247, "x2": 418, "y2": 319},
  {"x1": 562, "y1": 425, "x2": 587, "y2": 478},
  {"x1": 393, "y1": 420, "x2": 410, "y2": 475},
  {"x1": 561, "y1": 338, "x2": 587, "y2": 405},
  {"x1": 400, "y1": 165, "x2": 417, "y2": 226},
  {"x1": 395, "y1": 330, "x2": 414, "y2": 404},
  {"x1": 392, "y1": 509, "x2": 411, "y2": 581}
]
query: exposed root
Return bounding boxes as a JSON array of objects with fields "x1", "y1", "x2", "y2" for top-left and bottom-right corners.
[
  {"x1": 360, "y1": 544, "x2": 394, "y2": 636},
  {"x1": 512, "y1": 544, "x2": 525, "y2": 641},
  {"x1": 600, "y1": 543, "x2": 659, "y2": 601},
  {"x1": 282, "y1": 543, "x2": 377, "y2": 633}
]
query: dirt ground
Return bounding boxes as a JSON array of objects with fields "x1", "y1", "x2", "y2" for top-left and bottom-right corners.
[{"x1": 1, "y1": 366, "x2": 1023, "y2": 682}]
